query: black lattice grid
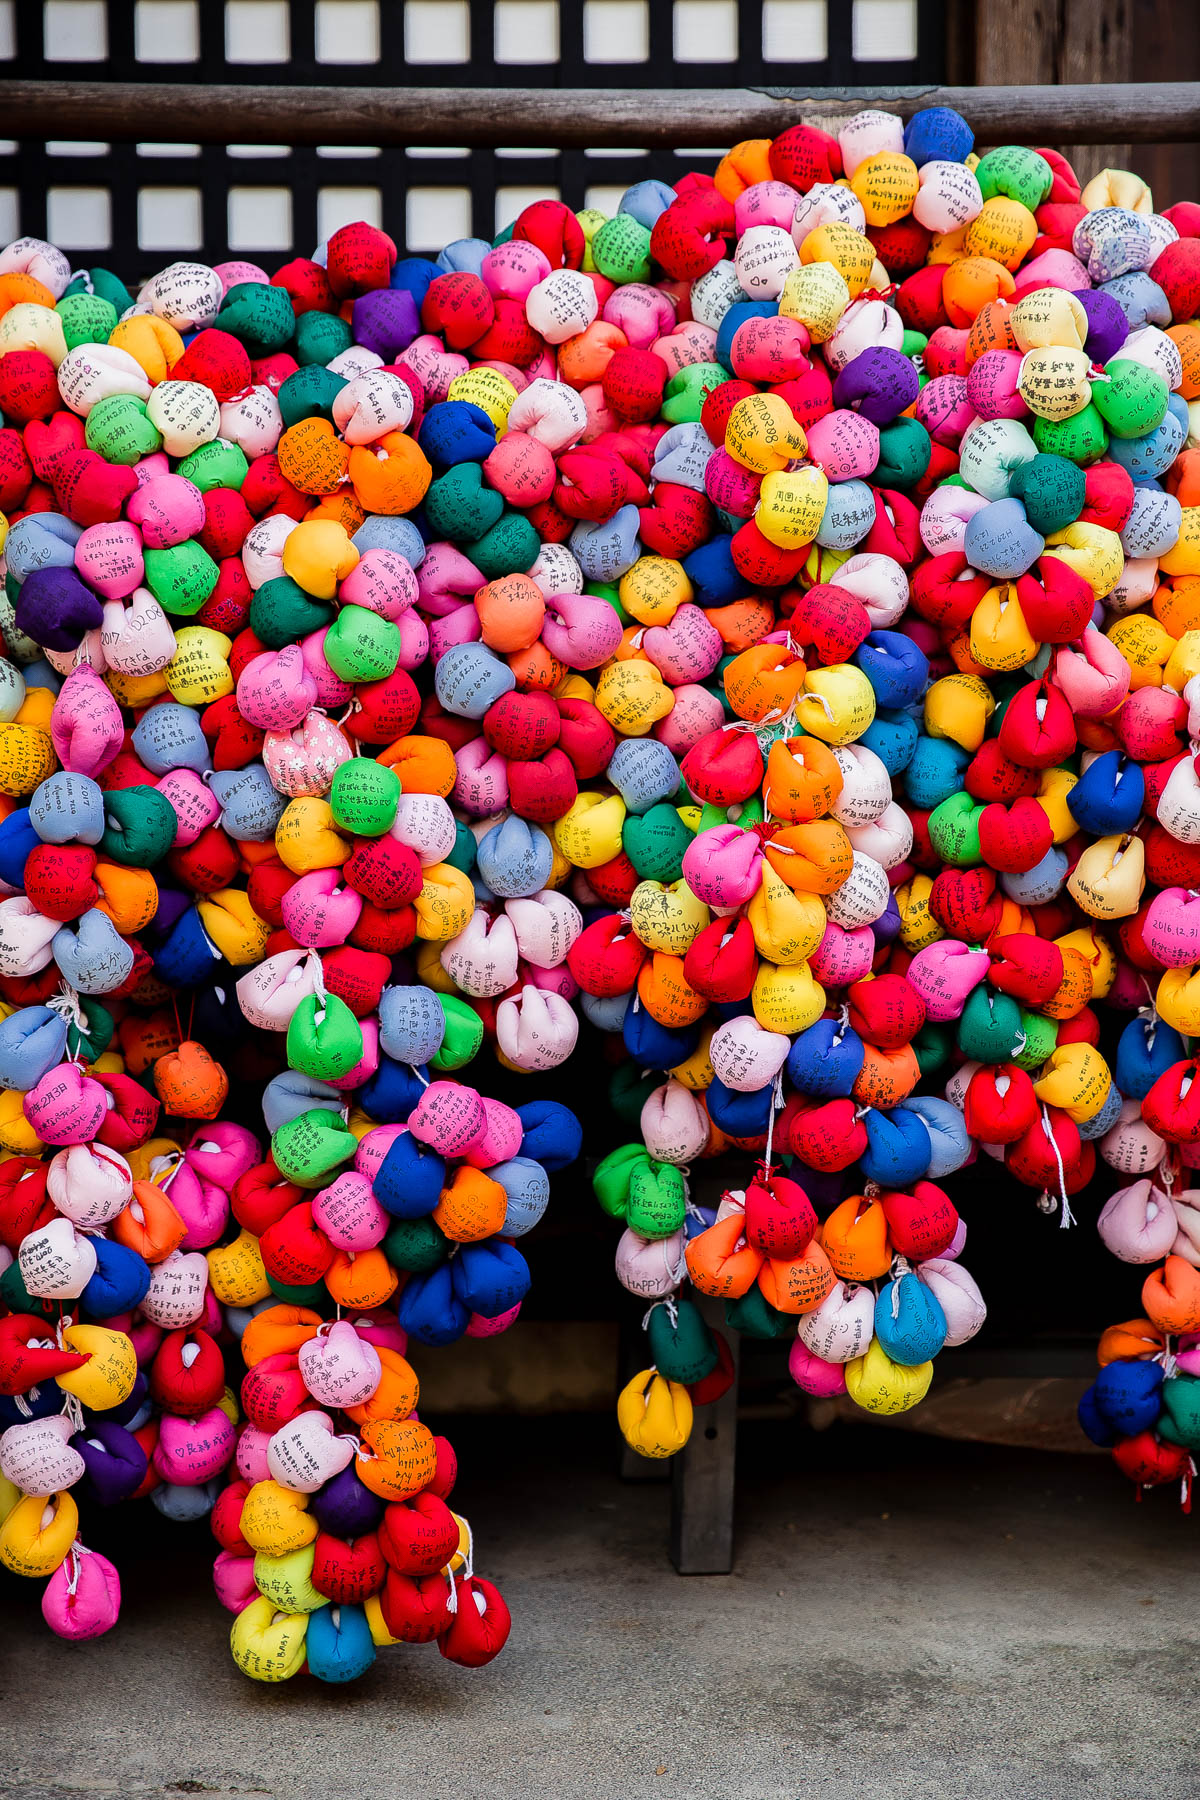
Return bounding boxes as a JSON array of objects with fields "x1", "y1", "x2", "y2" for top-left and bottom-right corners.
[{"x1": 5, "y1": 0, "x2": 946, "y2": 279}]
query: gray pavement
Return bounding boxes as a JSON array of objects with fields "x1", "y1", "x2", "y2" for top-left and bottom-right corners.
[{"x1": 3, "y1": 1418, "x2": 1198, "y2": 1800}]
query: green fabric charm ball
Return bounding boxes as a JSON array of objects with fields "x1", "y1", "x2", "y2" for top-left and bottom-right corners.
[
  {"x1": 430, "y1": 994, "x2": 484, "y2": 1071},
  {"x1": 445, "y1": 821, "x2": 478, "y2": 878},
  {"x1": 384, "y1": 1215, "x2": 449, "y2": 1274},
  {"x1": 609, "y1": 1062, "x2": 660, "y2": 1127},
  {"x1": 593, "y1": 1144, "x2": 648, "y2": 1219},
  {"x1": 330, "y1": 759, "x2": 401, "y2": 837},
  {"x1": 424, "y1": 462, "x2": 504, "y2": 543},
  {"x1": 323, "y1": 605, "x2": 401, "y2": 684},
  {"x1": 143, "y1": 540, "x2": 220, "y2": 616},
  {"x1": 56, "y1": 292, "x2": 119, "y2": 352},
  {"x1": 1032, "y1": 404, "x2": 1108, "y2": 466},
  {"x1": 623, "y1": 803, "x2": 694, "y2": 882},
  {"x1": 647, "y1": 1298, "x2": 718, "y2": 1384},
  {"x1": 592, "y1": 214, "x2": 653, "y2": 285},
  {"x1": 464, "y1": 511, "x2": 541, "y2": 581},
  {"x1": 67, "y1": 996, "x2": 114, "y2": 1062},
  {"x1": 1092, "y1": 358, "x2": 1170, "y2": 440},
  {"x1": 974, "y1": 145, "x2": 1053, "y2": 211},
  {"x1": 697, "y1": 800, "x2": 732, "y2": 836},
  {"x1": 64, "y1": 266, "x2": 135, "y2": 314},
  {"x1": 627, "y1": 1161, "x2": 688, "y2": 1240},
  {"x1": 1009, "y1": 453, "x2": 1086, "y2": 536},
  {"x1": 101, "y1": 786, "x2": 178, "y2": 865},
  {"x1": 286, "y1": 992, "x2": 365, "y2": 1081},
  {"x1": 927, "y1": 792, "x2": 984, "y2": 867},
  {"x1": 266, "y1": 1274, "x2": 330, "y2": 1308},
  {"x1": 911, "y1": 1021, "x2": 952, "y2": 1078},
  {"x1": 957, "y1": 985, "x2": 1025, "y2": 1064},
  {"x1": 278, "y1": 363, "x2": 349, "y2": 427},
  {"x1": 272, "y1": 1108, "x2": 359, "y2": 1187},
  {"x1": 661, "y1": 363, "x2": 730, "y2": 424},
  {"x1": 0, "y1": 1259, "x2": 55, "y2": 1320},
  {"x1": 177, "y1": 438, "x2": 249, "y2": 492},
  {"x1": 294, "y1": 310, "x2": 354, "y2": 368},
  {"x1": 1014, "y1": 1009, "x2": 1058, "y2": 1070},
  {"x1": 249, "y1": 575, "x2": 335, "y2": 649},
  {"x1": 875, "y1": 416, "x2": 931, "y2": 489},
  {"x1": 725, "y1": 1286, "x2": 792, "y2": 1339},
  {"x1": 85, "y1": 395, "x2": 163, "y2": 465},
  {"x1": 217, "y1": 280, "x2": 296, "y2": 354},
  {"x1": 1158, "y1": 1375, "x2": 1200, "y2": 1449}
]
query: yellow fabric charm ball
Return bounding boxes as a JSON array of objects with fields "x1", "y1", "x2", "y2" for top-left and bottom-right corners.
[
  {"x1": 1067, "y1": 834, "x2": 1146, "y2": 921},
  {"x1": 1156, "y1": 965, "x2": 1200, "y2": 1037},
  {"x1": 1009, "y1": 288, "x2": 1089, "y2": 353},
  {"x1": 412, "y1": 862, "x2": 476, "y2": 941},
  {"x1": 1017, "y1": 346, "x2": 1093, "y2": 421},
  {"x1": 56, "y1": 1324, "x2": 138, "y2": 1411},
  {"x1": 894, "y1": 876, "x2": 943, "y2": 952},
  {"x1": 595, "y1": 660, "x2": 674, "y2": 736},
  {"x1": 757, "y1": 467, "x2": 828, "y2": 548},
  {"x1": 799, "y1": 223, "x2": 876, "y2": 297},
  {"x1": 850, "y1": 152, "x2": 920, "y2": 228},
  {"x1": 447, "y1": 366, "x2": 518, "y2": 428},
  {"x1": 275, "y1": 797, "x2": 351, "y2": 875},
  {"x1": 165, "y1": 627, "x2": 234, "y2": 707},
  {"x1": 1045, "y1": 524, "x2": 1126, "y2": 599},
  {"x1": 207, "y1": 1228, "x2": 272, "y2": 1307},
  {"x1": 1033, "y1": 1043, "x2": 1113, "y2": 1123},
  {"x1": 845, "y1": 1340, "x2": 933, "y2": 1414},
  {"x1": 794, "y1": 664, "x2": 876, "y2": 745},
  {"x1": 1036, "y1": 768, "x2": 1080, "y2": 844},
  {"x1": 229, "y1": 1596, "x2": 309, "y2": 1682},
  {"x1": 554, "y1": 792, "x2": 627, "y2": 868},
  {"x1": 778, "y1": 262, "x2": 851, "y2": 342},
  {"x1": 197, "y1": 889, "x2": 270, "y2": 964},
  {"x1": 747, "y1": 866, "x2": 826, "y2": 965},
  {"x1": 240, "y1": 1480, "x2": 318, "y2": 1556},
  {"x1": 109, "y1": 313, "x2": 185, "y2": 382},
  {"x1": 1081, "y1": 169, "x2": 1153, "y2": 214},
  {"x1": 253, "y1": 1542, "x2": 327, "y2": 1614},
  {"x1": 619, "y1": 556, "x2": 692, "y2": 625},
  {"x1": 751, "y1": 960, "x2": 826, "y2": 1034},
  {"x1": 629, "y1": 879, "x2": 710, "y2": 955},
  {"x1": 617, "y1": 1369, "x2": 693, "y2": 1459},
  {"x1": 724, "y1": 392, "x2": 808, "y2": 474},
  {"x1": 924, "y1": 673, "x2": 995, "y2": 751},
  {"x1": 281, "y1": 518, "x2": 360, "y2": 599},
  {"x1": 0, "y1": 1491, "x2": 79, "y2": 1579},
  {"x1": 969, "y1": 584, "x2": 1039, "y2": 671}
]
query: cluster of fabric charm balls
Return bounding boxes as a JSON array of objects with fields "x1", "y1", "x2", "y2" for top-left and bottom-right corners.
[
  {"x1": 0, "y1": 211, "x2": 598, "y2": 1673},
  {"x1": 2, "y1": 98, "x2": 1200, "y2": 1674},
  {"x1": 537, "y1": 114, "x2": 1200, "y2": 1482}
]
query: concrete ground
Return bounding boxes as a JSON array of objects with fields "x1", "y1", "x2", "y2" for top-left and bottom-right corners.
[{"x1": 3, "y1": 1416, "x2": 1198, "y2": 1800}]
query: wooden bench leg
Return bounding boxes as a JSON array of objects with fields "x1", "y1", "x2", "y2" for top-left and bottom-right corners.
[{"x1": 670, "y1": 1302, "x2": 739, "y2": 1574}]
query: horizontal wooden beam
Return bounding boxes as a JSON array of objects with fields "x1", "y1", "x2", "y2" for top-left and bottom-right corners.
[{"x1": 1, "y1": 80, "x2": 1198, "y2": 148}]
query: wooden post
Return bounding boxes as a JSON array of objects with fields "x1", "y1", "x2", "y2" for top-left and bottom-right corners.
[
  {"x1": 974, "y1": 0, "x2": 1132, "y2": 182},
  {"x1": 670, "y1": 1304, "x2": 740, "y2": 1576},
  {"x1": 1131, "y1": 0, "x2": 1200, "y2": 204},
  {"x1": 973, "y1": 0, "x2": 1198, "y2": 196}
]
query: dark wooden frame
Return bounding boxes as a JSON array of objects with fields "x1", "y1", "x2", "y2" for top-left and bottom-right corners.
[
  {"x1": 3, "y1": 78, "x2": 1199, "y2": 145},
  {"x1": 1, "y1": 0, "x2": 954, "y2": 274}
]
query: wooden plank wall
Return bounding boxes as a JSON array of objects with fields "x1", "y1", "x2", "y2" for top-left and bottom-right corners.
[{"x1": 968, "y1": 0, "x2": 1199, "y2": 204}]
